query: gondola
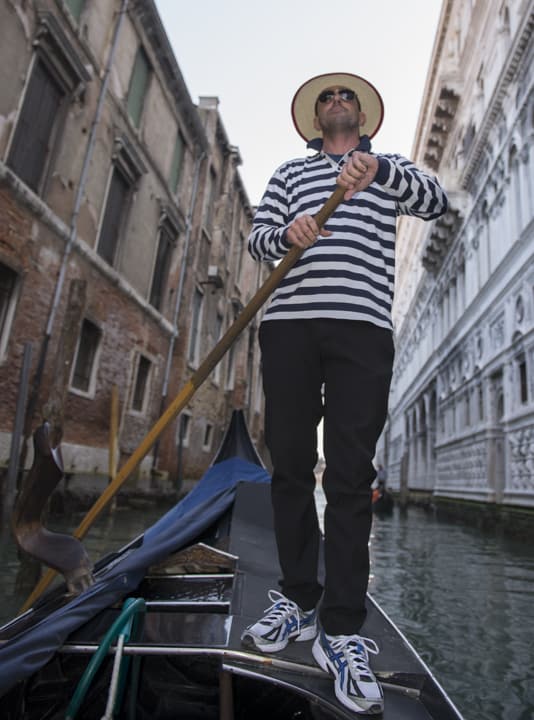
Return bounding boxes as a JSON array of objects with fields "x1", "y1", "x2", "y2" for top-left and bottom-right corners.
[
  {"x1": 0, "y1": 410, "x2": 463, "y2": 719},
  {"x1": 372, "y1": 488, "x2": 394, "y2": 515}
]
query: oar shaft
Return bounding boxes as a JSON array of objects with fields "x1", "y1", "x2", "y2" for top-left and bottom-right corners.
[
  {"x1": 191, "y1": 184, "x2": 345, "y2": 387},
  {"x1": 20, "y1": 184, "x2": 345, "y2": 612}
]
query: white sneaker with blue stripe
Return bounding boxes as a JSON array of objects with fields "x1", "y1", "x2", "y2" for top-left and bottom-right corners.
[
  {"x1": 241, "y1": 590, "x2": 317, "y2": 653},
  {"x1": 312, "y1": 629, "x2": 384, "y2": 714}
]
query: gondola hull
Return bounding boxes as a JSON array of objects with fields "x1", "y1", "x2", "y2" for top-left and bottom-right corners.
[{"x1": 0, "y1": 412, "x2": 463, "y2": 719}]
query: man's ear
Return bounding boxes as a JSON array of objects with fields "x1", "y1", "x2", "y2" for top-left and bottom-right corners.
[
  {"x1": 359, "y1": 111, "x2": 367, "y2": 128},
  {"x1": 313, "y1": 116, "x2": 321, "y2": 132}
]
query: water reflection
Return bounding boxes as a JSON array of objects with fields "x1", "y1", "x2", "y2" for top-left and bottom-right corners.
[
  {"x1": 367, "y1": 505, "x2": 534, "y2": 720},
  {"x1": 313, "y1": 486, "x2": 534, "y2": 719}
]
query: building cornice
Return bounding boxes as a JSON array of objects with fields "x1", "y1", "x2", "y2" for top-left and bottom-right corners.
[
  {"x1": 412, "y1": 0, "x2": 455, "y2": 161},
  {"x1": 461, "y1": 9, "x2": 534, "y2": 190}
]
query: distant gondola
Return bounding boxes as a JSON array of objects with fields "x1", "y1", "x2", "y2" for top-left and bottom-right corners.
[
  {"x1": 372, "y1": 486, "x2": 394, "y2": 515},
  {"x1": 0, "y1": 410, "x2": 462, "y2": 719}
]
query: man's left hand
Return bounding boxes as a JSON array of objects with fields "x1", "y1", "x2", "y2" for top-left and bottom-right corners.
[{"x1": 337, "y1": 152, "x2": 379, "y2": 200}]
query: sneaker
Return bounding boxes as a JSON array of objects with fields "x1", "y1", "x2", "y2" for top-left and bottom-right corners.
[
  {"x1": 241, "y1": 589, "x2": 317, "y2": 653},
  {"x1": 312, "y1": 629, "x2": 384, "y2": 715}
]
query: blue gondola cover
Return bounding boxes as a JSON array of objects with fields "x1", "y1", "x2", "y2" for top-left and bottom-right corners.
[{"x1": 0, "y1": 457, "x2": 270, "y2": 696}]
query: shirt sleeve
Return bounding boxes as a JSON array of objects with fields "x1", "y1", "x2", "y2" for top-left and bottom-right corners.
[
  {"x1": 247, "y1": 166, "x2": 293, "y2": 262},
  {"x1": 374, "y1": 153, "x2": 448, "y2": 220}
]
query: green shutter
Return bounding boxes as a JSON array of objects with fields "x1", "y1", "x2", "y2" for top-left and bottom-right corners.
[
  {"x1": 169, "y1": 131, "x2": 185, "y2": 192},
  {"x1": 127, "y1": 47, "x2": 150, "y2": 127},
  {"x1": 65, "y1": 0, "x2": 85, "y2": 20}
]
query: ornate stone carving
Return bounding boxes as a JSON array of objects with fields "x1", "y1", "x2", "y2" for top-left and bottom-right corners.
[
  {"x1": 490, "y1": 313, "x2": 505, "y2": 350},
  {"x1": 476, "y1": 332, "x2": 484, "y2": 360},
  {"x1": 437, "y1": 441, "x2": 488, "y2": 490},
  {"x1": 515, "y1": 294, "x2": 525, "y2": 324},
  {"x1": 508, "y1": 427, "x2": 534, "y2": 492}
]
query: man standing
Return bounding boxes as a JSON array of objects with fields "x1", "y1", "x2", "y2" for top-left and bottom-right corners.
[{"x1": 241, "y1": 72, "x2": 447, "y2": 715}]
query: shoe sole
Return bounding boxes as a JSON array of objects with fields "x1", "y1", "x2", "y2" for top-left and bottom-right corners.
[
  {"x1": 242, "y1": 623, "x2": 317, "y2": 653},
  {"x1": 312, "y1": 639, "x2": 384, "y2": 715}
]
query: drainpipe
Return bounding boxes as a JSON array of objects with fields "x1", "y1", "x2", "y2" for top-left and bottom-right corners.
[
  {"x1": 152, "y1": 149, "x2": 206, "y2": 472},
  {"x1": 22, "y1": 0, "x2": 129, "y2": 448}
]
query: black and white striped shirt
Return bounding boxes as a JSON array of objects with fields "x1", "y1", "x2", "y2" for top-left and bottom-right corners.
[{"x1": 248, "y1": 138, "x2": 448, "y2": 331}]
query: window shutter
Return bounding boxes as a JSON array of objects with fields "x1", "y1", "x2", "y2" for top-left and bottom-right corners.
[
  {"x1": 149, "y1": 223, "x2": 175, "y2": 310},
  {"x1": 97, "y1": 168, "x2": 130, "y2": 264},
  {"x1": 8, "y1": 60, "x2": 64, "y2": 191},
  {"x1": 169, "y1": 131, "x2": 185, "y2": 192},
  {"x1": 127, "y1": 47, "x2": 150, "y2": 127}
]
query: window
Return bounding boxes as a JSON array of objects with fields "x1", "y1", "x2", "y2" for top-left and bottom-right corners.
[
  {"x1": 97, "y1": 135, "x2": 145, "y2": 265},
  {"x1": 169, "y1": 131, "x2": 185, "y2": 193},
  {"x1": 465, "y1": 392, "x2": 470, "y2": 427},
  {"x1": 213, "y1": 313, "x2": 224, "y2": 384},
  {"x1": 518, "y1": 354, "x2": 528, "y2": 405},
  {"x1": 131, "y1": 355, "x2": 151, "y2": 412},
  {"x1": 0, "y1": 264, "x2": 19, "y2": 361},
  {"x1": 203, "y1": 167, "x2": 217, "y2": 231},
  {"x1": 71, "y1": 319, "x2": 101, "y2": 393},
  {"x1": 149, "y1": 222, "x2": 176, "y2": 311},
  {"x1": 97, "y1": 166, "x2": 130, "y2": 264},
  {"x1": 497, "y1": 391, "x2": 504, "y2": 420},
  {"x1": 7, "y1": 13, "x2": 89, "y2": 194},
  {"x1": 188, "y1": 288, "x2": 204, "y2": 365},
  {"x1": 202, "y1": 423, "x2": 213, "y2": 451},
  {"x1": 7, "y1": 60, "x2": 64, "y2": 192},
  {"x1": 127, "y1": 46, "x2": 151, "y2": 128},
  {"x1": 499, "y1": 5, "x2": 511, "y2": 35},
  {"x1": 177, "y1": 412, "x2": 191, "y2": 448},
  {"x1": 478, "y1": 384, "x2": 484, "y2": 422}
]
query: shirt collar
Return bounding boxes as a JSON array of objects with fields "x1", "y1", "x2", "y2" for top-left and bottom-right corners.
[{"x1": 307, "y1": 134, "x2": 372, "y2": 153}]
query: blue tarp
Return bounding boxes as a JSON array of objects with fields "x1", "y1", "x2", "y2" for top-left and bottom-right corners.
[{"x1": 0, "y1": 457, "x2": 270, "y2": 696}]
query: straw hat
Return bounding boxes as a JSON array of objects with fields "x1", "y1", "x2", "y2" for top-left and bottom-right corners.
[{"x1": 291, "y1": 72, "x2": 384, "y2": 142}]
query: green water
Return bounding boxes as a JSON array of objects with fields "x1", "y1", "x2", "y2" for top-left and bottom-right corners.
[{"x1": 367, "y1": 505, "x2": 534, "y2": 720}]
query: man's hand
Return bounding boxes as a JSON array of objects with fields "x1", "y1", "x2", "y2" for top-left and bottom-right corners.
[
  {"x1": 337, "y1": 152, "x2": 379, "y2": 200},
  {"x1": 286, "y1": 214, "x2": 332, "y2": 249}
]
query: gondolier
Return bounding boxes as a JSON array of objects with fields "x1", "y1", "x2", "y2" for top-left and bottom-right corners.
[{"x1": 242, "y1": 71, "x2": 448, "y2": 715}]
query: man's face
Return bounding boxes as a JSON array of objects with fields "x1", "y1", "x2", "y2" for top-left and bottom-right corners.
[{"x1": 313, "y1": 86, "x2": 365, "y2": 135}]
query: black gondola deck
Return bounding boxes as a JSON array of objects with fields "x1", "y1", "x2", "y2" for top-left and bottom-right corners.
[{"x1": 47, "y1": 481, "x2": 460, "y2": 719}]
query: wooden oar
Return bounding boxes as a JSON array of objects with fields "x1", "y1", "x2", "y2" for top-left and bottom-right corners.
[{"x1": 20, "y1": 185, "x2": 346, "y2": 612}]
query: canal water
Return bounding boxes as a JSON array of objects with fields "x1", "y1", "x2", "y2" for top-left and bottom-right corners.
[
  {"x1": 1, "y1": 494, "x2": 533, "y2": 720},
  {"x1": 366, "y1": 504, "x2": 534, "y2": 720}
]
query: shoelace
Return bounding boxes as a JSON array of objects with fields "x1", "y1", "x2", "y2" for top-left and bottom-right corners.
[
  {"x1": 261, "y1": 590, "x2": 303, "y2": 633},
  {"x1": 329, "y1": 634, "x2": 379, "y2": 676}
]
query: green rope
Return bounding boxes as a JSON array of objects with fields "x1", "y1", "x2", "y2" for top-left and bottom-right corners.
[{"x1": 65, "y1": 597, "x2": 146, "y2": 719}]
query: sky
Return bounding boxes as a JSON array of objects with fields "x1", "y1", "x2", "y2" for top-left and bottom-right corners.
[{"x1": 154, "y1": 0, "x2": 444, "y2": 206}]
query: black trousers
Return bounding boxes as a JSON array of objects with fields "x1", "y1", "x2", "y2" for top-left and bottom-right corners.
[{"x1": 259, "y1": 319, "x2": 394, "y2": 635}]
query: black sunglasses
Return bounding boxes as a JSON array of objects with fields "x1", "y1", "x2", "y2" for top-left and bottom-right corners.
[{"x1": 317, "y1": 88, "x2": 356, "y2": 103}]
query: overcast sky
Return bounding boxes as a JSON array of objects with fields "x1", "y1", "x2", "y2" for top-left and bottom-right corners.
[{"x1": 154, "y1": 0, "x2": 443, "y2": 206}]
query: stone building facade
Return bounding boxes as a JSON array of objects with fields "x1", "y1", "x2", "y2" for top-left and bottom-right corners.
[
  {"x1": 0, "y1": 0, "x2": 268, "y2": 492},
  {"x1": 385, "y1": 0, "x2": 534, "y2": 509}
]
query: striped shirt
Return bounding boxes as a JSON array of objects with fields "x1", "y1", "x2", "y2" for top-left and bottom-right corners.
[{"x1": 248, "y1": 138, "x2": 448, "y2": 331}]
